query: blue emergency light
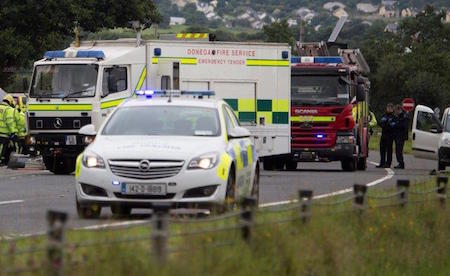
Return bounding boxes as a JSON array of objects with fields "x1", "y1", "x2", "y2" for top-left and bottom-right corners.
[
  {"x1": 316, "y1": 134, "x2": 325, "y2": 139},
  {"x1": 135, "y1": 90, "x2": 215, "y2": 98},
  {"x1": 43, "y1": 50, "x2": 105, "y2": 60},
  {"x1": 291, "y1": 56, "x2": 342, "y2": 64}
]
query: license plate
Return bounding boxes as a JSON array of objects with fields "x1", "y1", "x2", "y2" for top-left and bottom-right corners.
[
  {"x1": 65, "y1": 135, "x2": 77, "y2": 145},
  {"x1": 121, "y1": 183, "x2": 166, "y2": 195},
  {"x1": 300, "y1": 152, "x2": 315, "y2": 160}
]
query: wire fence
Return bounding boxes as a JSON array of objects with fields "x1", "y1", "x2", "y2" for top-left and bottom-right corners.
[{"x1": 0, "y1": 176, "x2": 448, "y2": 275}]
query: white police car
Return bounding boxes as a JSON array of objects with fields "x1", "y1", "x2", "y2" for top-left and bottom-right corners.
[{"x1": 75, "y1": 91, "x2": 259, "y2": 218}]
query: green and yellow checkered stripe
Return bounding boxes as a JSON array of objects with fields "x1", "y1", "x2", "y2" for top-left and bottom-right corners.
[{"x1": 224, "y1": 98, "x2": 289, "y2": 124}]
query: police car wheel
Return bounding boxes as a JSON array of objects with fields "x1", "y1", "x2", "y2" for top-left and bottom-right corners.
[
  {"x1": 251, "y1": 166, "x2": 260, "y2": 205},
  {"x1": 224, "y1": 168, "x2": 236, "y2": 211},
  {"x1": 111, "y1": 205, "x2": 132, "y2": 217},
  {"x1": 76, "y1": 200, "x2": 101, "y2": 219}
]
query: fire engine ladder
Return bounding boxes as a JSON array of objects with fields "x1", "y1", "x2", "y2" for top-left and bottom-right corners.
[{"x1": 338, "y1": 48, "x2": 371, "y2": 74}]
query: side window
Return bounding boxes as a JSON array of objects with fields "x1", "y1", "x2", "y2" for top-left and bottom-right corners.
[
  {"x1": 102, "y1": 67, "x2": 127, "y2": 94},
  {"x1": 222, "y1": 106, "x2": 235, "y2": 133},
  {"x1": 161, "y1": 76, "x2": 171, "y2": 90},
  {"x1": 225, "y1": 106, "x2": 240, "y2": 127},
  {"x1": 416, "y1": 111, "x2": 438, "y2": 132}
]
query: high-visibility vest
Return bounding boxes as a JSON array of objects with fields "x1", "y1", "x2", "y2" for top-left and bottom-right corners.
[
  {"x1": 0, "y1": 103, "x2": 18, "y2": 137},
  {"x1": 14, "y1": 108, "x2": 27, "y2": 138}
]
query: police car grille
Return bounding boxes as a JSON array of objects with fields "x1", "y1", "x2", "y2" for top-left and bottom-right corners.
[{"x1": 108, "y1": 160, "x2": 184, "y2": 180}]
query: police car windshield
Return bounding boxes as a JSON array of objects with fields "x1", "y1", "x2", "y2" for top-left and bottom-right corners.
[
  {"x1": 30, "y1": 64, "x2": 98, "y2": 98},
  {"x1": 291, "y1": 76, "x2": 349, "y2": 106},
  {"x1": 102, "y1": 106, "x2": 221, "y2": 137}
]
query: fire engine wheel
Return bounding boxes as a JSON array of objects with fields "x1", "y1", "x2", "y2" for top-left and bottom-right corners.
[
  {"x1": 286, "y1": 160, "x2": 298, "y2": 171},
  {"x1": 357, "y1": 157, "x2": 367, "y2": 171},
  {"x1": 341, "y1": 158, "x2": 357, "y2": 172}
]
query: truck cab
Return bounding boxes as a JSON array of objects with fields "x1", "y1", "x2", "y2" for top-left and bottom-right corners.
[
  {"x1": 27, "y1": 43, "x2": 146, "y2": 174},
  {"x1": 269, "y1": 56, "x2": 370, "y2": 171}
]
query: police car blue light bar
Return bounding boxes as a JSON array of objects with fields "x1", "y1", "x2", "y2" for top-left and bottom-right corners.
[
  {"x1": 135, "y1": 90, "x2": 215, "y2": 98},
  {"x1": 43, "y1": 50, "x2": 105, "y2": 60},
  {"x1": 291, "y1": 56, "x2": 342, "y2": 64}
]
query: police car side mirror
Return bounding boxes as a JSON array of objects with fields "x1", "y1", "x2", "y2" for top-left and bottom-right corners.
[
  {"x1": 228, "y1": 126, "x2": 251, "y2": 140},
  {"x1": 79, "y1": 124, "x2": 97, "y2": 136},
  {"x1": 356, "y1": 85, "x2": 366, "y2": 102}
]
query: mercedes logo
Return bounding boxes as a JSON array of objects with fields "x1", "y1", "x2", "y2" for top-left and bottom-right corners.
[
  {"x1": 138, "y1": 160, "x2": 151, "y2": 172},
  {"x1": 53, "y1": 118, "x2": 63, "y2": 129}
]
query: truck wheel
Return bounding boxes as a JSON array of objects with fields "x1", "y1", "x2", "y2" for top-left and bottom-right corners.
[
  {"x1": 341, "y1": 158, "x2": 356, "y2": 172},
  {"x1": 111, "y1": 205, "x2": 132, "y2": 218},
  {"x1": 47, "y1": 158, "x2": 75, "y2": 175},
  {"x1": 263, "y1": 158, "x2": 274, "y2": 171},
  {"x1": 76, "y1": 200, "x2": 101, "y2": 219},
  {"x1": 274, "y1": 159, "x2": 285, "y2": 170},
  {"x1": 286, "y1": 160, "x2": 298, "y2": 171},
  {"x1": 438, "y1": 160, "x2": 446, "y2": 171},
  {"x1": 357, "y1": 157, "x2": 367, "y2": 171}
]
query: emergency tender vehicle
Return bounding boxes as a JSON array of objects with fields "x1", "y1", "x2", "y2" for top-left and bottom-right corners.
[
  {"x1": 75, "y1": 91, "x2": 259, "y2": 218},
  {"x1": 265, "y1": 53, "x2": 370, "y2": 172},
  {"x1": 412, "y1": 105, "x2": 450, "y2": 170},
  {"x1": 26, "y1": 38, "x2": 291, "y2": 174}
]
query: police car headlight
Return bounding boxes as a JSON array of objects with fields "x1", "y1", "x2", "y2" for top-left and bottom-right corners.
[
  {"x1": 188, "y1": 152, "x2": 219, "y2": 170},
  {"x1": 82, "y1": 152, "x2": 105, "y2": 168}
]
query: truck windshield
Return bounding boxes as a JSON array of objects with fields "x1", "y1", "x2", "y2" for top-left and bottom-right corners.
[
  {"x1": 29, "y1": 64, "x2": 98, "y2": 98},
  {"x1": 291, "y1": 75, "x2": 349, "y2": 106},
  {"x1": 102, "y1": 106, "x2": 221, "y2": 137}
]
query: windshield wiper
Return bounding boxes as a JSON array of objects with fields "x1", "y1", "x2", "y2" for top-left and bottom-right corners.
[{"x1": 62, "y1": 89, "x2": 91, "y2": 101}]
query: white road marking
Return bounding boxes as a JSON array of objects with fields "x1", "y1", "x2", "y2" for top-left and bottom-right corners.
[
  {"x1": 258, "y1": 162, "x2": 395, "y2": 208},
  {"x1": 76, "y1": 220, "x2": 148, "y2": 230},
  {"x1": 0, "y1": 199, "x2": 24, "y2": 206}
]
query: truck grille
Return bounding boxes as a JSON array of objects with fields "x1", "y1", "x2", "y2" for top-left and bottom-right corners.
[{"x1": 108, "y1": 160, "x2": 184, "y2": 180}]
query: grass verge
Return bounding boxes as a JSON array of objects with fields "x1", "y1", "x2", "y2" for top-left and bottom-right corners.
[
  {"x1": 369, "y1": 128, "x2": 412, "y2": 154},
  {"x1": 1, "y1": 179, "x2": 449, "y2": 275}
]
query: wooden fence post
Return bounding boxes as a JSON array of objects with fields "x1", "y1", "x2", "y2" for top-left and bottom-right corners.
[
  {"x1": 151, "y1": 203, "x2": 171, "y2": 264},
  {"x1": 397, "y1": 180, "x2": 410, "y2": 208},
  {"x1": 298, "y1": 190, "x2": 313, "y2": 223},
  {"x1": 437, "y1": 176, "x2": 448, "y2": 208},
  {"x1": 46, "y1": 210, "x2": 67, "y2": 276},
  {"x1": 240, "y1": 197, "x2": 256, "y2": 243},
  {"x1": 353, "y1": 184, "x2": 367, "y2": 214}
]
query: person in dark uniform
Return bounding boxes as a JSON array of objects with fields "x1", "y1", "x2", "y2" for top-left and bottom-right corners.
[
  {"x1": 377, "y1": 103, "x2": 395, "y2": 168},
  {"x1": 392, "y1": 105, "x2": 409, "y2": 169}
]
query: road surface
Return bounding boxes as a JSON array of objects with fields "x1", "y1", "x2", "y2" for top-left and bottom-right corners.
[{"x1": 0, "y1": 153, "x2": 436, "y2": 237}]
